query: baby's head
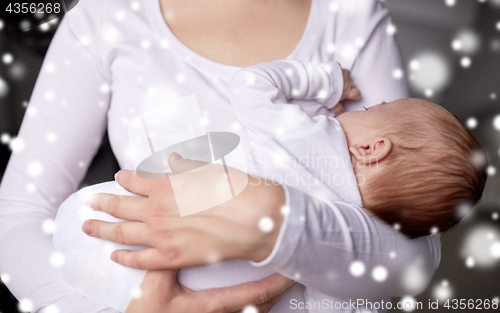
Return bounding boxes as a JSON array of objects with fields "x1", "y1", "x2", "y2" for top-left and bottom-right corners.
[{"x1": 336, "y1": 99, "x2": 488, "y2": 238}]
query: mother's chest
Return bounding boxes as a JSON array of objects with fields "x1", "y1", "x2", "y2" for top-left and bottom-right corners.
[{"x1": 108, "y1": 53, "x2": 238, "y2": 131}]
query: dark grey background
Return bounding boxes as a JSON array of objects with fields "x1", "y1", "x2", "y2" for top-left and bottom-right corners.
[{"x1": 0, "y1": 0, "x2": 499, "y2": 312}]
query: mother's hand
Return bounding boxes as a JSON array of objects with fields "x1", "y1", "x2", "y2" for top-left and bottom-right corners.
[
  {"x1": 82, "y1": 154, "x2": 286, "y2": 269},
  {"x1": 125, "y1": 270, "x2": 296, "y2": 313}
]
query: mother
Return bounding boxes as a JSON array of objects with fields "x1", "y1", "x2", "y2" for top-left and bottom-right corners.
[{"x1": 0, "y1": 0, "x2": 440, "y2": 312}]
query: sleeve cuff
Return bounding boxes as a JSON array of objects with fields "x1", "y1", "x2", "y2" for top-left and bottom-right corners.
[
  {"x1": 250, "y1": 185, "x2": 307, "y2": 269},
  {"x1": 322, "y1": 62, "x2": 344, "y2": 109}
]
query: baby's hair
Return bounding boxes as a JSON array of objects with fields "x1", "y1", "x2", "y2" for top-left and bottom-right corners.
[{"x1": 362, "y1": 99, "x2": 488, "y2": 239}]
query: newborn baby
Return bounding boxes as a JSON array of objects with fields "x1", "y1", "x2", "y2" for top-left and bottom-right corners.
[
  {"x1": 53, "y1": 60, "x2": 486, "y2": 312},
  {"x1": 336, "y1": 98, "x2": 487, "y2": 238},
  {"x1": 230, "y1": 60, "x2": 487, "y2": 239}
]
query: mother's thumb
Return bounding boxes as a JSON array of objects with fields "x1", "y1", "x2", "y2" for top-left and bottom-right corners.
[{"x1": 168, "y1": 152, "x2": 208, "y2": 174}]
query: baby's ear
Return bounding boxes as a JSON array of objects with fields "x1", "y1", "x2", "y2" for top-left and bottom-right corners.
[
  {"x1": 349, "y1": 137, "x2": 392, "y2": 166},
  {"x1": 371, "y1": 137, "x2": 393, "y2": 163}
]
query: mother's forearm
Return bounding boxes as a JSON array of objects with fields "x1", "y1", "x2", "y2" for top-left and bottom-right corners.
[
  {"x1": 250, "y1": 185, "x2": 440, "y2": 301},
  {"x1": 222, "y1": 175, "x2": 287, "y2": 262}
]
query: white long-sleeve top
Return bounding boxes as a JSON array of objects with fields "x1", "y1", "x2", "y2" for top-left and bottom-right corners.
[{"x1": 0, "y1": 0, "x2": 440, "y2": 311}]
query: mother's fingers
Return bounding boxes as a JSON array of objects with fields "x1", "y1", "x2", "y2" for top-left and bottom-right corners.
[
  {"x1": 86, "y1": 193, "x2": 148, "y2": 221},
  {"x1": 82, "y1": 220, "x2": 151, "y2": 246},
  {"x1": 168, "y1": 152, "x2": 209, "y2": 174},
  {"x1": 111, "y1": 248, "x2": 171, "y2": 270},
  {"x1": 139, "y1": 269, "x2": 179, "y2": 293},
  {"x1": 205, "y1": 274, "x2": 295, "y2": 313},
  {"x1": 232, "y1": 282, "x2": 298, "y2": 313},
  {"x1": 254, "y1": 282, "x2": 298, "y2": 312},
  {"x1": 115, "y1": 169, "x2": 167, "y2": 196}
]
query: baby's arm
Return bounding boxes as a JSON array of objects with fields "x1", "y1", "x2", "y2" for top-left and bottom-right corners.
[
  {"x1": 230, "y1": 60, "x2": 345, "y2": 140},
  {"x1": 229, "y1": 60, "x2": 360, "y2": 202}
]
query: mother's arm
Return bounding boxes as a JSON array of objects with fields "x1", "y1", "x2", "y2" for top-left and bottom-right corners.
[
  {"x1": 252, "y1": 187, "x2": 441, "y2": 301},
  {"x1": 125, "y1": 270, "x2": 296, "y2": 313},
  {"x1": 0, "y1": 3, "x2": 119, "y2": 311},
  {"x1": 86, "y1": 161, "x2": 440, "y2": 302}
]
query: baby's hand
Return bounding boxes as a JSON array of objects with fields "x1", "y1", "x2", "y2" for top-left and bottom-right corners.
[
  {"x1": 340, "y1": 68, "x2": 361, "y2": 102},
  {"x1": 331, "y1": 68, "x2": 360, "y2": 115},
  {"x1": 331, "y1": 102, "x2": 346, "y2": 117}
]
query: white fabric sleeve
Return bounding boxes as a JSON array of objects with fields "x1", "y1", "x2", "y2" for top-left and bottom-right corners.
[
  {"x1": 230, "y1": 60, "x2": 344, "y2": 140},
  {"x1": 0, "y1": 3, "x2": 119, "y2": 312},
  {"x1": 254, "y1": 185, "x2": 442, "y2": 301},
  {"x1": 335, "y1": 0, "x2": 410, "y2": 111}
]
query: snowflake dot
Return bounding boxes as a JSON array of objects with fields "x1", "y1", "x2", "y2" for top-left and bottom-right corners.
[
  {"x1": 258, "y1": 217, "x2": 274, "y2": 233},
  {"x1": 349, "y1": 260, "x2": 365, "y2": 277},
  {"x1": 493, "y1": 115, "x2": 500, "y2": 131},
  {"x1": 131, "y1": 287, "x2": 142, "y2": 299},
  {"x1": 372, "y1": 265, "x2": 388, "y2": 282},
  {"x1": 466, "y1": 256, "x2": 475, "y2": 268},
  {"x1": 42, "y1": 219, "x2": 57, "y2": 234},
  {"x1": 28, "y1": 161, "x2": 43, "y2": 177},
  {"x1": 2, "y1": 53, "x2": 14, "y2": 65},
  {"x1": 242, "y1": 305, "x2": 258, "y2": 313},
  {"x1": 50, "y1": 252, "x2": 65, "y2": 268},
  {"x1": 18, "y1": 298, "x2": 34, "y2": 312},
  {"x1": 130, "y1": 1, "x2": 141, "y2": 11},
  {"x1": 1, "y1": 273, "x2": 11, "y2": 284},
  {"x1": 460, "y1": 57, "x2": 472, "y2": 68},
  {"x1": 43, "y1": 305, "x2": 59, "y2": 313},
  {"x1": 466, "y1": 117, "x2": 478, "y2": 129}
]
